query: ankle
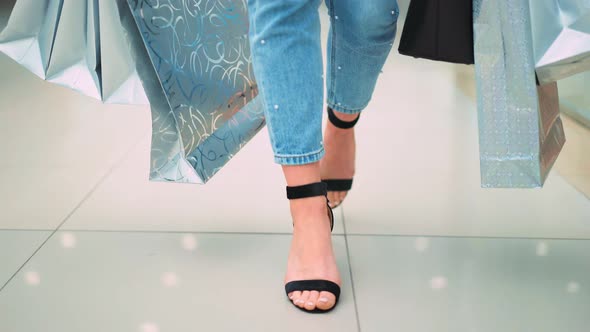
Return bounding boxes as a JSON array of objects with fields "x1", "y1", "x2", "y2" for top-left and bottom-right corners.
[{"x1": 290, "y1": 195, "x2": 327, "y2": 213}]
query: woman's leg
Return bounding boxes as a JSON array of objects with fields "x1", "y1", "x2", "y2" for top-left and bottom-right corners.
[
  {"x1": 247, "y1": 0, "x2": 340, "y2": 311},
  {"x1": 321, "y1": 0, "x2": 400, "y2": 206},
  {"x1": 247, "y1": 0, "x2": 325, "y2": 165}
]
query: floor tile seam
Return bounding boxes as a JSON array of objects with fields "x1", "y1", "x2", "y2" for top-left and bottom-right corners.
[
  {"x1": 0, "y1": 130, "x2": 147, "y2": 293},
  {"x1": 340, "y1": 205, "x2": 363, "y2": 332},
  {"x1": 1, "y1": 229, "x2": 589, "y2": 241}
]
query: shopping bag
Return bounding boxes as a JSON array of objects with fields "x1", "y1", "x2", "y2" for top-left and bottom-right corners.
[
  {"x1": 98, "y1": 0, "x2": 148, "y2": 104},
  {"x1": 473, "y1": 0, "x2": 567, "y2": 188},
  {"x1": 118, "y1": 0, "x2": 265, "y2": 183},
  {"x1": 398, "y1": 0, "x2": 474, "y2": 64},
  {"x1": 44, "y1": 0, "x2": 101, "y2": 99},
  {"x1": 0, "y1": 0, "x2": 63, "y2": 78},
  {"x1": 531, "y1": 0, "x2": 590, "y2": 84},
  {"x1": 0, "y1": 0, "x2": 147, "y2": 104}
]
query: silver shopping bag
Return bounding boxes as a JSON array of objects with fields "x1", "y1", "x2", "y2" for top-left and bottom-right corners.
[
  {"x1": 0, "y1": 0, "x2": 148, "y2": 104},
  {"x1": 473, "y1": 0, "x2": 567, "y2": 188},
  {"x1": 531, "y1": 0, "x2": 590, "y2": 84},
  {"x1": 44, "y1": 0, "x2": 101, "y2": 99},
  {"x1": 118, "y1": 0, "x2": 265, "y2": 183},
  {"x1": 99, "y1": 0, "x2": 148, "y2": 104},
  {"x1": 0, "y1": 0, "x2": 62, "y2": 78}
]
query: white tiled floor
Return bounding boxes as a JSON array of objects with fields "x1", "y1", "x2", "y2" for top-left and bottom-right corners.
[
  {"x1": 0, "y1": 1, "x2": 589, "y2": 331},
  {"x1": 0, "y1": 58, "x2": 149, "y2": 229},
  {"x1": 0, "y1": 231, "x2": 357, "y2": 332},
  {"x1": 348, "y1": 235, "x2": 590, "y2": 332}
]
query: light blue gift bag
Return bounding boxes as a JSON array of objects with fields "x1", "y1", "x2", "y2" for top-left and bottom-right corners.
[{"x1": 473, "y1": 0, "x2": 590, "y2": 188}]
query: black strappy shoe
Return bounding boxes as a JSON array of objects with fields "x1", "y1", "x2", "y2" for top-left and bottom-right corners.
[
  {"x1": 321, "y1": 106, "x2": 360, "y2": 208},
  {"x1": 284, "y1": 182, "x2": 341, "y2": 313}
]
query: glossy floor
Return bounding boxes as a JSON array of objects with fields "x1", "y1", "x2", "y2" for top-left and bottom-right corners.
[{"x1": 0, "y1": 1, "x2": 589, "y2": 331}]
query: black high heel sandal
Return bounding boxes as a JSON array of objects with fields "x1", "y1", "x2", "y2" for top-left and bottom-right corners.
[
  {"x1": 284, "y1": 181, "x2": 341, "y2": 313},
  {"x1": 321, "y1": 106, "x2": 360, "y2": 208}
]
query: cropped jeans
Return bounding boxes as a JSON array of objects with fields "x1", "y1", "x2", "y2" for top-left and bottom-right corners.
[{"x1": 247, "y1": 0, "x2": 400, "y2": 165}]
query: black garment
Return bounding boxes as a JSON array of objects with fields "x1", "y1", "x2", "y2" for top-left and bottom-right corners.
[{"x1": 398, "y1": 0, "x2": 474, "y2": 65}]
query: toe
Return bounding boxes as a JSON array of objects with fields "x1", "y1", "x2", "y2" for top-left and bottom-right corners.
[
  {"x1": 297, "y1": 290, "x2": 311, "y2": 308},
  {"x1": 316, "y1": 291, "x2": 337, "y2": 311},
  {"x1": 304, "y1": 291, "x2": 320, "y2": 311},
  {"x1": 289, "y1": 291, "x2": 301, "y2": 304}
]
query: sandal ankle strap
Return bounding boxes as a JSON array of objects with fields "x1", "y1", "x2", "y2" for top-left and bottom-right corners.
[
  {"x1": 327, "y1": 106, "x2": 360, "y2": 129},
  {"x1": 286, "y1": 182, "x2": 328, "y2": 200}
]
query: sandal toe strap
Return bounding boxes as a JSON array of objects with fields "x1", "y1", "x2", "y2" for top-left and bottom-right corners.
[{"x1": 285, "y1": 279, "x2": 341, "y2": 299}]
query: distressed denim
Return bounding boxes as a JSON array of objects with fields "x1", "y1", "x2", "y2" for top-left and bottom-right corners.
[{"x1": 247, "y1": 0, "x2": 399, "y2": 165}]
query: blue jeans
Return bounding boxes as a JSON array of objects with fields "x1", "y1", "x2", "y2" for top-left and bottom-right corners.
[{"x1": 247, "y1": 0, "x2": 400, "y2": 165}]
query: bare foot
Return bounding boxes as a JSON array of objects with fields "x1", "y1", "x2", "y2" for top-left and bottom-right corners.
[
  {"x1": 320, "y1": 107, "x2": 358, "y2": 208},
  {"x1": 284, "y1": 195, "x2": 341, "y2": 311}
]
